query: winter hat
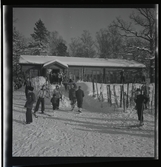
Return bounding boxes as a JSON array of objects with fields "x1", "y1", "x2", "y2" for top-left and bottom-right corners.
[
  {"x1": 28, "y1": 86, "x2": 34, "y2": 91},
  {"x1": 136, "y1": 88, "x2": 141, "y2": 92}
]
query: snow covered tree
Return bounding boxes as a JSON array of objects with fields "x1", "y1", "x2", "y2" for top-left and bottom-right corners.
[
  {"x1": 69, "y1": 38, "x2": 84, "y2": 57},
  {"x1": 96, "y1": 27, "x2": 124, "y2": 58},
  {"x1": 48, "y1": 31, "x2": 65, "y2": 56},
  {"x1": 13, "y1": 27, "x2": 27, "y2": 76},
  {"x1": 55, "y1": 42, "x2": 68, "y2": 56},
  {"x1": 30, "y1": 19, "x2": 49, "y2": 55},
  {"x1": 69, "y1": 30, "x2": 96, "y2": 57},
  {"x1": 80, "y1": 30, "x2": 96, "y2": 58}
]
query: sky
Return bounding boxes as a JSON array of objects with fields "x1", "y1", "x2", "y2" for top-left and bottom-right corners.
[{"x1": 14, "y1": 8, "x2": 137, "y2": 46}]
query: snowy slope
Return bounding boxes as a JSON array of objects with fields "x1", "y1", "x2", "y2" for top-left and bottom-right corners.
[{"x1": 12, "y1": 82, "x2": 155, "y2": 157}]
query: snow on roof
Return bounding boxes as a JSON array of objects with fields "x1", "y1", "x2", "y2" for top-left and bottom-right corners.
[
  {"x1": 43, "y1": 59, "x2": 68, "y2": 68},
  {"x1": 19, "y1": 55, "x2": 146, "y2": 68}
]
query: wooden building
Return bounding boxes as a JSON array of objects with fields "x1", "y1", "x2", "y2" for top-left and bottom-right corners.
[{"x1": 19, "y1": 55, "x2": 146, "y2": 83}]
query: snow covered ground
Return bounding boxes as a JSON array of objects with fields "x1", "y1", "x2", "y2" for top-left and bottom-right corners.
[{"x1": 12, "y1": 82, "x2": 155, "y2": 157}]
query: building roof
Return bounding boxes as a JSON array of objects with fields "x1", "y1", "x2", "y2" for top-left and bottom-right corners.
[
  {"x1": 19, "y1": 55, "x2": 146, "y2": 68},
  {"x1": 43, "y1": 59, "x2": 68, "y2": 68}
]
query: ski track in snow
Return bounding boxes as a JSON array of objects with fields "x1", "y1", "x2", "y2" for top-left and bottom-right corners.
[{"x1": 12, "y1": 84, "x2": 155, "y2": 157}]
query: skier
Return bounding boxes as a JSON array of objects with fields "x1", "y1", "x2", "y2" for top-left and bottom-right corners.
[
  {"x1": 24, "y1": 86, "x2": 36, "y2": 124},
  {"x1": 76, "y1": 86, "x2": 84, "y2": 113},
  {"x1": 69, "y1": 83, "x2": 77, "y2": 111},
  {"x1": 33, "y1": 85, "x2": 47, "y2": 118},
  {"x1": 134, "y1": 88, "x2": 148, "y2": 126}
]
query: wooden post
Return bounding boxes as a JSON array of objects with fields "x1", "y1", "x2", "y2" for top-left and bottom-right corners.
[
  {"x1": 107, "y1": 85, "x2": 109, "y2": 104},
  {"x1": 109, "y1": 85, "x2": 112, "y2": 106},
  {"x1": 131, "y1": 83, "x2": 134, "y2": 107},
  {"x1": 123, "y1": 84, "x2": 126, "y2": 112},
  {"x1": 126, "y1": 83, "x2": 129, "y2": 108},
  {"x1": 92, "y1": 79, "x2": 95, "y2": 97},
  {"x1": 120, "y1": 85, "x2": 122, "y2": 108},
  {"x1": 96, "y1": 80, "x2": 99, "y2": 99},
  {"x1": 113, "y1": 85, "x2": 118, "y2": 107},
  {"x1": 151, "y1": 84, "x2": 154, "y2": 113}
]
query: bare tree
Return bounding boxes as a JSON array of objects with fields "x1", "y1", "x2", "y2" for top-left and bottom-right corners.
[
  {"x1": 80, "y1": 30, "x2": 96, "y2": 58},
  {"x1": 96, "y1": 27, "x2": 124, "y2": 58},
  {"x1": 69, "y1": 30, "x2": 96, "y2": 57},
  {"x1": 111, "y1": 8, "x2": 156, "y2": 57},
  {"x1": 69, "y1": 38, "x2": 84, "y2": 57}
]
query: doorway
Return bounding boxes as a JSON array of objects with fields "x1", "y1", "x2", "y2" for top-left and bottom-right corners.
[{"x1": 50, "y1": 69, "x2": 60, "y2": 84}]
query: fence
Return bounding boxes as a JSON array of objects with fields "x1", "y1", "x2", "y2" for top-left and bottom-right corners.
[{"x1": 89, "y1": 80, "x2": 155, "y2": 113}]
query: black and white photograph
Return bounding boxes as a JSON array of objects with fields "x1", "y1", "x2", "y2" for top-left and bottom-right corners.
[{"x1": 3, "y1": 4, "x2": 158, "y2": 165}]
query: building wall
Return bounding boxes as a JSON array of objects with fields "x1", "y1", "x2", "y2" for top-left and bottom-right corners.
[
  {"x1": 21, "y1": 65, "x2": 41, "y2": 78},
  {"x1": 20, "y1": 64, "x2": 144, "y2": 83}
]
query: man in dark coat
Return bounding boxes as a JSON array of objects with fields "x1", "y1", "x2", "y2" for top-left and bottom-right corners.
[
  {"x1": 24, "y1": 86, "x2": 36, "y2": 124},
  {"x1": 24, "y1": 77, "x2": 31, "y2": 99},
  {"x1": 76, "y1": 86, "x2": 84, "y2": 113},
  {"x1": 134, "y1": 88, "x2": 148, "y2": 126}
]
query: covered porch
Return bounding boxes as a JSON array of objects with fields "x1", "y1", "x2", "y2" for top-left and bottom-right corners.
[{"x1": 41, "y1": 59, "x2": 68, "y2": 84}]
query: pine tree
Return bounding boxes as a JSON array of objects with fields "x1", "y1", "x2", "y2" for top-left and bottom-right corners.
[
  {"x1": 30, "y1": 19, "x2": 49, "y2": 55},
  {"x1": 56, "y1": 42, "x2": 68, "y2": 56}
]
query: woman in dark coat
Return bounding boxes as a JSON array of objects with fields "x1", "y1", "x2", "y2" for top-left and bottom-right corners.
[
  {"x1": 24, "y1": 86, "x2": 36, "y2": 124},
  {"x1": 76, "y1": 86, "x2": 84, "y2": 113}
]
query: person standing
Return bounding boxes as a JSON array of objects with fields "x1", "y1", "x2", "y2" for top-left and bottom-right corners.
[
  {"x1": 24, "y1": 86, "x2": 36, "y2": 124},
  {"x1": 69, "y1": 84, "x2": 77, "y2": 111},
  {"x1": 58, "y1": 72, "x2": 63, "y2": 85},
  {"x1": 134, "y1": 88, "x2": 148, "y2": 126},
  {"x1": 63, "y1": 75, "x2": 68, "y2": 91},
  {"x1": 76, "y1": 86, "x2": 84, "y2": 113},
  {"x1": 50, "y1": 94, "x2": 57, "y2": 111},
  {"x1": 24, "y1": 77, "x2": 32, "y2": 99},
  {"x1": 53, "y1": 85, "x2": 62, "y2": 110},
  {"x1": 33, "y1": 85, "x2": 46, "y2": 118}
]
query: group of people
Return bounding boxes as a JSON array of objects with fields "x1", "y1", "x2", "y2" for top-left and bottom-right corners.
[
  {"x1": 49, "y1": 71, "x2": 65, "y2": 85},
  {"x1": 24, "y1": 77, "x2": 85, "y2": 124},
  {"x1": 23, "y1": 77, "x2": 148, "y2": 127}
]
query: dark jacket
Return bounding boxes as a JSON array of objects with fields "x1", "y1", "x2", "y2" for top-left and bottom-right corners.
[
  {"x1": 69, "y1": 88, "x2": 76, "y2": 100},
  {"x1": 76, "y1": 89, "x2": 84, "y2": 101},
  {"x1": 51, "y1": 96, "x2": 57, "y2": 104},
  {"x1": 134, "y1": 94, "x2": 148, "y2": 110},
  {"x1": 24, "y1": 80, "x2": 31, "y2": 88},
  {"x1": 25, "y1": 92, "x2": 36, "y2": 109}
]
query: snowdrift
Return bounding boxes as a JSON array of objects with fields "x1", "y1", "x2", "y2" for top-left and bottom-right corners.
[{"x1": 31, "y1": 76, "x2": 71, "y2": 109}]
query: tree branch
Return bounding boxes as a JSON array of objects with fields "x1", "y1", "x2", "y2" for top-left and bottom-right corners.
[
  {"x1": 128, "y1": 46, "x2": 152, "y2": 54},
  {"x1": 112, "y1": 17, "x2": 150, "y2": 42}
]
